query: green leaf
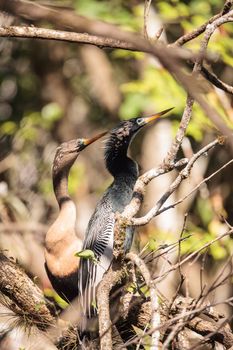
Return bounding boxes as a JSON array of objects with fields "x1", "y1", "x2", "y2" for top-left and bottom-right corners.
[
  {"x1": 75, "y1": 249, "x2": 98, "y2": 263},
  {"x1": 132, "y1": 325, "x2": 151, "y2": 349},
  {"x1": 44, "y1": 288, "x2": 69, "y2": 309}
]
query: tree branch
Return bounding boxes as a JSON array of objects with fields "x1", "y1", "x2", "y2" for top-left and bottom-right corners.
[
  {"x1": 201, "y1": 66, "x2": 233, "y2": 95},
  {"x1": 1, "y1": 2, "x2": 232, "y2": 115},
  {"x1": 0, "y1": 25, "x2": 141, "y2": 51},
  {"x1": 126, "y1": 252, "x2": 160, "y2": 350},
  {"x1": 121, "y1": 5, "x2": 233, "y2": 227},
  {"x1": 130, "y1": 138, "x2": 220, "y2": 226},
  {"x1": 172, "y1": 0, "x2": 233, "y2": 46},
  {"x1": 157, "y1": 157, "x2": 233, "y2": 216},
  {"x1": 97, "y1": 264, "x2": 127, "y2": 350},
  {"x1": 153, "y1": 229, "x2": 233, "y2": 284},
  {"x1": 0, "y1": 253, "x2": 55, "y2": 331}
]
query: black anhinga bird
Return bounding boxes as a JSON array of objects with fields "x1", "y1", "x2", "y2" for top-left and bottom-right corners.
[
  {"x1": 78, "y1": 107, "x2": 173, "y2": 318},
  {"x1": 44, "y1": 132, "x2": 106, "y2": 302}
]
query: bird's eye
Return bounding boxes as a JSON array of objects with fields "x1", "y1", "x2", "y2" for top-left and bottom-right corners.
[{"x1": 136, "y1": 118, "x2": 144, "y2": 126}]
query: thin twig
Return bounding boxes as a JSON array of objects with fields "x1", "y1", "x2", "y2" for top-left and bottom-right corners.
[
  {"x1": 188, "y1": 316, "x2": 233, "y2": 350},
  {"x1": 121, "y1": 296, "x2": 233, "y2": 348},
  {"x1": 130, "y1": 138, "x2": 220, "y2": 226},
  {"x1": 163, "y1": 96, "x2": 194, "y2": 169},
  {"x1": 167, "y1": 215, "x2": 188, "y2": 312},
  {"x1": 162, "y1": 306, "x2": 187, "y2": 349},
  {"x1": 97, "y1": 265, "x2": 127, "y2": 350},
  {"x1": 172, "y1": 0, "x2": 233, "y2": 46},
  {"x1": 153, "y1": 229, "x2": 233, "y2": 284},
  {"x1": 144, "y1": 0, "x2": 152, "y2": 40},
  {"x1": 201, "y1": 66, "x2": 233, "y2": 95},
  {"x1": 157, "y1": 157, "x2": 233, "y2": 216},
  {"x1": 155, "y1": 27, "x2": 163, "y2": 40},
  {"x1": 123, "y1": 7, "x2": 233, "y2": 225},
  {"x1": 126, "y1": 252, "x2": 160, "y2": 350}
]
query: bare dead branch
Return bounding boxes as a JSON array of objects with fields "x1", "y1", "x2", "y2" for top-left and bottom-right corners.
[
  {"x1": 0, "y1": 25, "x2": 141, "y2": 52},
  {"x1": 0, "y1": 25, "x2": 210, "y2": 64},
  {"x1": 170, "y1": 8, "x2": 233, "y2": 147},
  {"x1": 164, "y1": 10, "x2": 233, "y2": 153},
  {"x1": 199, "y1": 255, "x2": 233, "y2": 305}
]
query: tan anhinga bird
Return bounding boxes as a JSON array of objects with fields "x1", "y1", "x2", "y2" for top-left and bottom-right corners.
[
  {"x1": 44, "y1": 132, "x2": 106, "y2": 302},
  {"x1": 78, "y1": 108, "x2": 173, "y2": 318}
]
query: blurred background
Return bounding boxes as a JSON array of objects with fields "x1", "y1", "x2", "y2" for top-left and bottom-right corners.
[{"x1": 0, "y1": 0, "x2": 233, "y2": 338}]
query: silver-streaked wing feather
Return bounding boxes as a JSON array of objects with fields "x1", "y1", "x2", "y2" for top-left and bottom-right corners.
[{"x1": 79, "y1": 213, "x2": 115, "y2": 318}]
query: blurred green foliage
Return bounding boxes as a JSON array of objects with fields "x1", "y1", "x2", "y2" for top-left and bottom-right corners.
[{"x1": 74, "y1": 0, "x2": 142, "y2": 30}]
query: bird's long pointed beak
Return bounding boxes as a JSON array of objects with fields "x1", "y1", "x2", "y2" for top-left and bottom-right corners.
[
  {"x1": 82, "y1": 131, "x2": 108, "y2": 147},
  {"x1": 143, "y1": 107, "x2": 174, "y2": 124}
]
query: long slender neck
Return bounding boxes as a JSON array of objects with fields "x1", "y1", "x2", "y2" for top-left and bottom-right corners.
[
  {"x1": 105, "y1": 134, "x2": 138, "y2": 180},
  {"x1": 45, "y1": 165, "x2": 77, "y2": 255},
  {"x1": 53, "y1": 168, "x2": 71, "y2": 208}
]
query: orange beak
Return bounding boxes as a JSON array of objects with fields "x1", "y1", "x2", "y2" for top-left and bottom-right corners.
[
  {"x1": 82, "y1": 131, "x2": 108, "y2": 147},
  {"x1": 143, "y1": 107, "x2": 174, "y2": 124}
]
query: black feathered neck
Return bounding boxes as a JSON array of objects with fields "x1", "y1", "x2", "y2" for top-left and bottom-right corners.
[{"x1": 105, "y1": 119, "x2": 140, "y2": 179}]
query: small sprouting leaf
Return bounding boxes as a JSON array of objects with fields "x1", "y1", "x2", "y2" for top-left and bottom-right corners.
[
  {"x1": 75, "y1": 249, "x2": 95, "y2": 259},
  {"x1": 44, "y1": 288, "x2": 68, "y2": 309},
  {"x1": 75, "y1": 249, "x2": 98, "y2": 263}
]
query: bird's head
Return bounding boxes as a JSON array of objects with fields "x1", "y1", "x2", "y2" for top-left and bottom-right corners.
[
  {"x1": 124, "y1": 106, "x2": 174, "y2": 135},
  {"x1": 107, "y1": 107, "x2": 174, "y2": 153},
  {"x1": 53, "y1": 131, "x2": 107, "y2": 174}
]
